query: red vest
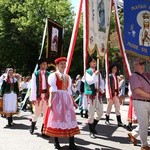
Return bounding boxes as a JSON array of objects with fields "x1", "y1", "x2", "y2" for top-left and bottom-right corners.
[{"x1": 55, "y1": 73, "x2": 69, "y2": 90}]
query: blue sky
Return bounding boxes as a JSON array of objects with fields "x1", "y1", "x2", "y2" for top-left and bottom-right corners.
[{"x1": 71, "y1": 0, "x2": 80, "y2": 13}]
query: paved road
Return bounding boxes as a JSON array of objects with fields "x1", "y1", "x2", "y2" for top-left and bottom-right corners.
[{"x1": 0, "y1": 98, "x2": 149, "y2": 150}]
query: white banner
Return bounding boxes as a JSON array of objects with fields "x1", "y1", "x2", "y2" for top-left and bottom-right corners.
[{"x1": 88, "y1": 0, "x2": 112, "y2": 57}]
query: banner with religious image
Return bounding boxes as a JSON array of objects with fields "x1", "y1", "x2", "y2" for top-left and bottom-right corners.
[
  {"x1": 88, "y1": 0, "x2": 112, "y2": 57},
  {"x1": 46, "y1": 19, "x2": 63, "y2": 63},
  {"x1": 124, "y1": 0, "x2": 150, "y2": 58}
]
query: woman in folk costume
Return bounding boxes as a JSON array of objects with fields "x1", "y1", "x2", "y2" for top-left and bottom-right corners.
[
  {"x1": 0, "y1": 68, "x2": 19, "y2": 127},
  {"x1": 43, "y1": 57, "x2": 80, "y2": 150}
]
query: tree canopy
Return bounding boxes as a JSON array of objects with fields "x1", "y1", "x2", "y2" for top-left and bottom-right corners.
[{"x1": 0, "y1": 0, "x2": 76, "y2": 76}]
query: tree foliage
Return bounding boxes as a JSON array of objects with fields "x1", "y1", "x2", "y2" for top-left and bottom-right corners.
[{"x1": 0, "y1": 0, "x2": 75, "y2": 76}]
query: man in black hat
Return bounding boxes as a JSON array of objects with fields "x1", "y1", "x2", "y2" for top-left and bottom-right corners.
[
  {"x1": 29, "y1": 58, "x2": 50, "y2": 135},
  {"x1": 84, "y1": 56, "x2": 105, "y2": 138},
  {"x1": 105, "y1": 63, "x2": 125, "y2": 127}
]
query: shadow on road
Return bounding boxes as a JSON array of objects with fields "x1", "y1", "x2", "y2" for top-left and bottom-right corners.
[
  {"x1": 4, "y1": 123, "x2": 30, "y2": 130},
  {"x1": 78, "y1": 122, "x2": 141, "y2": 149}
]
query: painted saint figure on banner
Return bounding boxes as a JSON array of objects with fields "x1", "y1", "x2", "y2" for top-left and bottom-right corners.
[
  {"x1": 88, "y1": 0, "x2": 111, "y2": 57},
  {"x1": 51, "y1": 27, "x2": 58, "y2": 52},
  {"x1": 97, "y1": 0, "x2": 105, "y2": 31},
  {"x1": 138, "y1": 11, "x2": 150, "y2": 47}
]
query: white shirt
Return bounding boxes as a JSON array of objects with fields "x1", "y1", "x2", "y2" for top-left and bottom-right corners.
[
  {"x1": 20, "y1": 82, "x2": 28, "y2": 90},
  {"x1": 85, "y1": 69, "x2": 105, "y2": 93},
  {"x1": 41, "y1": 71, "x2": 46, "y2": 90}
]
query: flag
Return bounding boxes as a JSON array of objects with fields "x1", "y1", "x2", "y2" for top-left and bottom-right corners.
[
  {"x1": 124, "y1": 0, "x2": 150, "y2": 58},
  {"x1": 46, "y1": 19, "x2": 63, "y2": 63},
  {"x1": 88, "y1": 0, "x2": 112, "y2": 57}
]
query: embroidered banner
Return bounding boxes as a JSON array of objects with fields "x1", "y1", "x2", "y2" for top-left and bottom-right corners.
[
  {"x1": 124, "y1": 0, "x2": 150, "y2": 58},
  {"x1": 46, "y1": 19, "x2": 63, "y2": 63},
  {"x1": 88, "y1": 0, "x2": 112, "y2": 57}
]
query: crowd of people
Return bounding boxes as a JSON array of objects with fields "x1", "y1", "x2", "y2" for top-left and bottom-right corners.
[{"x1": 0, "y1": 57, "x2": 150, "y2": 150}]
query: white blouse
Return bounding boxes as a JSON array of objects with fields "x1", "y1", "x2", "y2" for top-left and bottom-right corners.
[{"x1": 48, "y1": 70, "x2": 72, "y2": 95}]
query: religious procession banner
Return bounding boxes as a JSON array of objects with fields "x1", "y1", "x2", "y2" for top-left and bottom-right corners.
[
  {"x1": 46, "y1": 19, "x2": 63, "y2": 63},
  {"x1": 124, "y1": 0, "x2": 150, "y2": 58},
  {"x1": 88, "y1": 0, "x2": 112, "y2": 57}
]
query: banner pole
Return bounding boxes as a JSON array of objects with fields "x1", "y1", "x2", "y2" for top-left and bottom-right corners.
[
  {"x1": 113, "y1": 0, "x2": 131, "y2": 77},
  {"x1": 114, "y1": 0, "x2": 134, "y2": 123},
  {"x1": 65, "y1": 0, "x2": 83, "y2": 74},
  {"x1": 83, "y1": 0, "x2": 89, "y2": 74}
]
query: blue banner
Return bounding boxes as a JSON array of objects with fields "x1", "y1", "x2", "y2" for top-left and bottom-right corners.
[{"x1": 124, "y1": 0, "x2": 150, "y2": 58}]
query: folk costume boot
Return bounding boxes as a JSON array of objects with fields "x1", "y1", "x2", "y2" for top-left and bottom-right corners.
[
  {"x1": 92, "y1": 119, "x2": 99, "y2": 134},
  {"x1": 126, "y1": 122, "x2": 133, "y2": 131},
  {"x1": 80, "y1": 109, "x2": 83, "y2": 118},
  {"x1": 89, "y1": 123, "x2": 96, "y2": 139},
  {"x1": 10, "y1": 115, "x2": 13, "y2": 124},
  {"x1": 54, "y1": 137, "x2": 61, "y2": 149},
  {"x1": 116, "y1": 115, "x2": 126, "y2": 127},
  {"x1": 84, "y1": 110, "x2": 88, "y2": 118},
  {"x1": 30, "y1": 121, "x2": 36, "y2": 134},
  {"x1": 7, "y1": 117, "x2": 12, "y2": 127},
  {"x1": 41, "y1": 124, "x2": 49, "y2": 138},
  {"x1": 69, "y1": 136, "x2": 79, "y2": 150},
  {"x1": 105, "y1": 115, "x2": 111, "y2": 125}
]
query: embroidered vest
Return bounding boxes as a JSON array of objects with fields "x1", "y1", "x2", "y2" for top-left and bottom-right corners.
[
  {"x1": 35, "y1": 70, "x2": 50, "y2": 99},
  {"x1": 84, "y1": 68, "x2": 96, "y2": 95},
  {"x1": 1, "y1": 80, "x2": 19, "y2": 96},
  {"x1": 55, "y1": 73, "x2": 69, "y2": 90},
  {"x1": 109, "y1": 74, "x2": 119, "y2": 97}
]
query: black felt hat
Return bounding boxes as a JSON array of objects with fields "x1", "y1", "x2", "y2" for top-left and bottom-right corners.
[
  {"x1": 110, "y1": 63, "x2": 118, "y2": 72},
  {"x1": 87, "y1": 56, "x2": 96, "y2": 64},
  {"x1": 38, "y1": 58, "x2": 48, "y2": 66}
]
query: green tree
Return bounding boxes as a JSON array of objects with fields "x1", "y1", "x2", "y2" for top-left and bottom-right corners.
[{"x1": 0, "y1": 0, "x2": 74, "y2": 76}]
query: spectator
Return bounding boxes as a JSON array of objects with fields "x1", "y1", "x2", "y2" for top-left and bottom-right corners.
[
  {"x1": 118, "y1": 75, "x2": 126, "y2": 105},
  {"x1": 20, "y1": 76, "x2": 29, "y2": 111},
  {"x1": 129, "y1": 58, "x2": 150, "y2": 150}
]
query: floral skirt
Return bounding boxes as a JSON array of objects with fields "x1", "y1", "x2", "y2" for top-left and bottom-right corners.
[{"x1": 43, "y1": 91, "x2": 80, "y2": 138}]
